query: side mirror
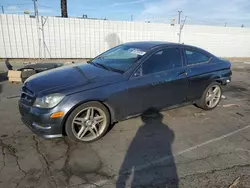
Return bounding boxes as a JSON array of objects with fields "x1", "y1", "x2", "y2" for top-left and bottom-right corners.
[{"x1": 134, "y1": 66, "x2": 142, "y2": 77}]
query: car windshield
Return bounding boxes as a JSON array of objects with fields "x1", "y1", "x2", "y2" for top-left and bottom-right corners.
[{"x1": 90, "y1": 45, "x2": 147, "y2": 73}]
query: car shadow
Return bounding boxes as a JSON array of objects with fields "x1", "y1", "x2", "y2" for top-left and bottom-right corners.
[{"x1": 116, "y1": 109, "x2": 179, "y2": 188}]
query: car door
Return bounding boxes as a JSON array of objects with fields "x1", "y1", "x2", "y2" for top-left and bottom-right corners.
[
  {"x1": 124, "y1": 47, "x2": 189, "y2": 116},
  {"x1": 183, "y1": 48, "x2": 214, "y2": 101}
]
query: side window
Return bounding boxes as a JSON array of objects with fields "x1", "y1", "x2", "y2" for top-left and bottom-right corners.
[
  {"x1": 142, "y1": 48, "x2": 182, "y2": 75},
  {"x1": 185, "y1": 49, "x2": 210, "y2": 65}
]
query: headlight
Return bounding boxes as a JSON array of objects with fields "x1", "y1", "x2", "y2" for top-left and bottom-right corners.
[{"x1": 34, "y1": 93, "x2": 64, "y2": 108}]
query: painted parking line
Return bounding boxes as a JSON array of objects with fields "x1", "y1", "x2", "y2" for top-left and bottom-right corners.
[
  {"x1": 236, "y1": 148, "x2": 250, "y2": 153},
  {"x1": 87, "y1": 125, "x2": 250, "y2": 188}
]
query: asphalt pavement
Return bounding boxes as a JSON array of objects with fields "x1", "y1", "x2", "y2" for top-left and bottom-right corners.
[{"x1": 0, "y1": 62, "x2": 250, "y2": 188}]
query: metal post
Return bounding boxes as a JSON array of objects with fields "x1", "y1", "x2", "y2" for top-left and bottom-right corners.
[
  {"x1": 178, "y1": 24, "x2": 181, "y2": 43},
  {"x1": 33, "y1": 0, "x2": 38, "y2": 17},
  {"x1": 0, "y1": 15, "x2": 7, "y2": 57},
  {"x1": 41, "y1": 16, "x2": 46, "y2": 58},
  {"x1": 33, "y1": 0, "x2": 42, "y2": 58},
  {"x1": 178, "y1": 16, "x2": 187, "y2": 43},
  {"x1": 1, "y1": 6, "x2": 4, "y2": 14},
  {"x1": 178, "y1": 11, "x2": 182, "y2": 24}
]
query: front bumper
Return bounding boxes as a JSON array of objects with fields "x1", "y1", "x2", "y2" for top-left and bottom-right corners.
[
  {"x1": 19, "y1": 101, "x2": 64, "y2": 138},
  {"x1": 222, "y1": 78, "x2": 231, "y2": 85},
  {"x1": 218, "y1": 76, "x2": 231, "y2": 85}
]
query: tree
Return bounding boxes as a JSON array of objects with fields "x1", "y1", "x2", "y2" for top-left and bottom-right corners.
[{"x1": 61, "y1": 0, "x2": 68, "y2": 17}]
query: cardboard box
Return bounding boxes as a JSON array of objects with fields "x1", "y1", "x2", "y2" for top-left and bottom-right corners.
[
  {"x1": 8, "y1": 77, "x2": 22, "y2": 82},
  {"x1": 8, "y1": 70, "x2": 21, "y2": 82},
  {"x1": 8, "y1": 70, "x2": 21, "y2": 78},
  {"x1": 8, "y1": 69, "x2": 36, "y2": 83}
]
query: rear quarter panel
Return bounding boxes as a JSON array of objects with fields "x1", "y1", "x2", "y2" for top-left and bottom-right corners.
[{"x1": 187, "y1": 57, "x2": 231, "y2": 101}]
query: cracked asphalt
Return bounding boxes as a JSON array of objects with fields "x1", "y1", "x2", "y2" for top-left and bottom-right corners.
[{"x1": 0, "y1": 62, "x2": 250, "y2": 188}]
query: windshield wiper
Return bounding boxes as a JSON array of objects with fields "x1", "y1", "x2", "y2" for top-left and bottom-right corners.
[
  {"x1": 93, "y1": 62, "x2": 109, "y2": 70},
  {"x1": 106, "y1": 66, "x2": 124, "y2": 74},
  {"x1": 92, "y1": 62, "x2": 124, "y2": 73}
]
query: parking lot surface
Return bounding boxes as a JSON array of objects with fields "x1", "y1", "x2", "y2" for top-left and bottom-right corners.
[{"x1": 0, "y1": 62, "x2": 250, "y2": 188}]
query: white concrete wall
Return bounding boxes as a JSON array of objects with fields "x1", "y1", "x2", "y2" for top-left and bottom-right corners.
[
  {"x1": 0, "y1": 14, "x2": 250, "y2": 58},
  {"x1": 182, "y1": 25, "x2": 250, "y2": 57}
]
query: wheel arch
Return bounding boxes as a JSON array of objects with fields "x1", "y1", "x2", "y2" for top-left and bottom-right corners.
[
  {"x1": 210, "y1": 70, "x2": 230, "y2": 85},
  {"x1": 214, "y1": 78, "x2": 223, "y2": 85}
]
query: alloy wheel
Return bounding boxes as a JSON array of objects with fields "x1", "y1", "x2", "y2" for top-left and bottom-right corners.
[
  {"x1": 205, "y1": 85, "x2": 221, "y2": 108},
  {"x1": 71, "y1": 107, "x2": 107, "y2": 142}
]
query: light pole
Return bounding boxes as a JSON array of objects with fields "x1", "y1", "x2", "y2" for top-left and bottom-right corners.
[
  {"x1": 178, "y1": 16, "x2": 187, "y2": 43},
  {"x1": 178, "y1": 10, "x2": 182, "y2": 24},
  {"x1": 33, "y1": 0, "x2": 38, "y2": 17}
]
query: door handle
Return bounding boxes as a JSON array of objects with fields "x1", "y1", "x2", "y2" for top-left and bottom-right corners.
[{"x1": 178, "y1": 71, "x2": 188, "y2": 76}]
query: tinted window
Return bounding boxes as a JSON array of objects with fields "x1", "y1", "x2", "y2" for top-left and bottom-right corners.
[
  {"x1": 185, "y1": 50, "x2": 209, "y2": 65},
  {"x1": 142, "y1": 48, "x2": 182, "y2": 75}
]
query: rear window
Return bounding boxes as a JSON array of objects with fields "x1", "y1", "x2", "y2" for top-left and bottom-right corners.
[{"x1": 185, "y1": 50, "x2": 210, "y2": 65}]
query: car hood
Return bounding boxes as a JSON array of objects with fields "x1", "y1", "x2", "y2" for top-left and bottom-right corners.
[{"x1": 24, "y1": 63, "x2": 125, "y2": 96}]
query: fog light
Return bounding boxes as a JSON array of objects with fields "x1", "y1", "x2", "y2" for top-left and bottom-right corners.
[
  {"x1": 226, "y1": 79, "x2": 230, "y2": 83},
  {"x1": 50, "y1": 112, "x2": 64, "y2": 118}
]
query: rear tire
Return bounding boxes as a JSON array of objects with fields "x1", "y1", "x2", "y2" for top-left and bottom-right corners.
[
  {"x1": 196, "y1": 82, "x2": 222, "y2": 110},
  {"x1": 65, "y1": 101, "x2": 110, "y2": 142}
]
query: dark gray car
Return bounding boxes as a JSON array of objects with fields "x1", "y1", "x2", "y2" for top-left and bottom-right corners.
[{"x1": 19, "y1": 42, "x2": 232, "y2": 142}]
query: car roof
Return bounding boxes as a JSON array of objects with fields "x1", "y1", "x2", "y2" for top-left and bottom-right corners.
[
  {"x1": 123, "y1": 41, "x2": 198, "y2": 50},
  {"x1": 123, "y1": 41, "x2": 215, "y2": 57},
  {"x1": 123, "y1": 41, "x2": 174, "y2": 50}
]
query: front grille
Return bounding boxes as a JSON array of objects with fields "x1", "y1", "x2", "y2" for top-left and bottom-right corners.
[
  {"x1": 20, "y1": 85, "x2": 36, "y2": 105},
  {"x1": 22, "y1": 85, "x2": 34, "y2": 96}
]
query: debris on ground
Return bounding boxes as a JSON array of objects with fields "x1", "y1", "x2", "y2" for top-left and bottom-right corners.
[
  {"x1": 1, "y1": 134, "x2": 8, "y2": 138},
  {"x1": 64, "y1": 61, "x2": 75, "y2": 65},
  {"x1": 221, "y1": 104, "x2": 239, "y2": 108},
  {"x1": 229, "y1": 177, "x2": 241, "y2": 188},
  {"x1": 221, "y1": 95, "x2": 226, "y2": 99},
  {"x1": 194, "y1": 112, "x2": 206, "y2": 117},
  {"x1": 236, "y1": 112, "x2": 244, "y2": 117},
  {"x1": 201, "y1": 117, "x2": 210, "y2": 122},
  {"x1": 7, "y1": 95, "x2": 20, "y2": 99}
]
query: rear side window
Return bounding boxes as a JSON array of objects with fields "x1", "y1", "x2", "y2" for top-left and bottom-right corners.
[
  {"x1": 185, "y1": 49, "x2": 210, "y2": 65},
  {"x1": 142, "y1": 48, "x2": 182, "y2": 75}
]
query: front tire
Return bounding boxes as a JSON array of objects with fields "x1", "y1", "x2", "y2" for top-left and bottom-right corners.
[
  {"x1": 196, "y1": 82, "x2": 222, "y2": 110},
  {"x1": 65, "y1": 102, "x2": 110, "y2": 142}
]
